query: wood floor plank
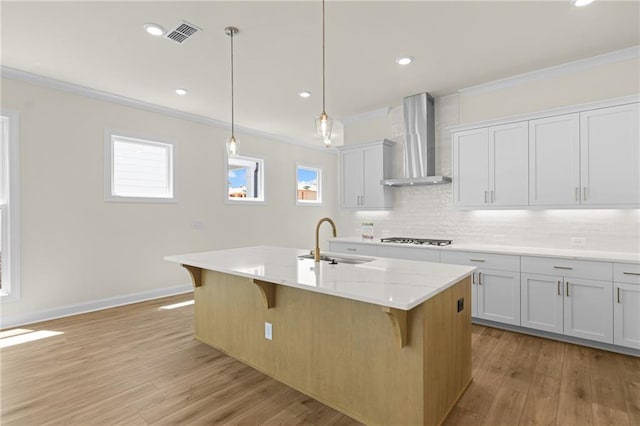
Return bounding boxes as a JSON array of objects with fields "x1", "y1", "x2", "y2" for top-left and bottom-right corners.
[{"x1": 2, "y1": 293, "x2": 640, "y2": 426}]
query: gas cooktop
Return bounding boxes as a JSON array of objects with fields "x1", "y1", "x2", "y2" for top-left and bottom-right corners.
[{"x1": 380, "y1": 237, "x2": 453, "y2": 246}]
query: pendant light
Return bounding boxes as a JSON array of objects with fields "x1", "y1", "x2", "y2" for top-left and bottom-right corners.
[
  {"x1": 225, "y1": 26, "x2": 239, "y2": 157},
  {"x1": 315, "y1": 0, "x2": 333, "y2": 147}
]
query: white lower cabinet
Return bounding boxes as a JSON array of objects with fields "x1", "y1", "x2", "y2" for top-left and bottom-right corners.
[
  {"x1": 521, "y1": 273, "x2": 563, "y2": 333},
  {"x1": 441, "y1": 251, "x2": 520, "y2": 326},
  {"x1": 613, "y1": 262, "x2": 640, "y2": 349},
  {"x1": 521, "y1": 256, "x2": 614, "y2": 344}
]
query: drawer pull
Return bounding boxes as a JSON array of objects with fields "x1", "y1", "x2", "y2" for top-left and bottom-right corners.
[
  {"x1": 478, "y1": 272, "x2": 482, "y2": 285},
  {"x1": 554, "y1": 266, "x2": 573, "y2": 270},
  {"x1": 617, "y1": 287, "x2": 621, "y2": 304},
  {"x1": 346, "y1": 248, "x2": 357, "y2": 252},
  {"x1": 470, "y1": 258, "x2": 485, "y2": 262},
  {"x1": 566, "y1": 281, "x2": 570, "y2": 297},
  {"x1": 472, "y1": 272, "x2": 476, "y2": 285},
  {"x1": 557, "y1": 280, "x2": 561, "y2": 296},
  {"x1": 623, "y1": 272, "x2": 640, "y2": 276}
]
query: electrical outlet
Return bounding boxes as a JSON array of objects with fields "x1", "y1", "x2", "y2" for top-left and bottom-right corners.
[
  {"x1": 571, "y1": 237, "x2": 586, "y2": 247},
  {"x1": 264, "y1": 322, "x2": 272, "y2": 340},
  {"x1": 493, "y1": 234, "x2": 505, "y2": 243}
]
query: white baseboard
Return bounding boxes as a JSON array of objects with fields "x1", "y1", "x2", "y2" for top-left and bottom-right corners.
[{"x1": 0, "y1": 283, "x2": 193, "y2": 329}]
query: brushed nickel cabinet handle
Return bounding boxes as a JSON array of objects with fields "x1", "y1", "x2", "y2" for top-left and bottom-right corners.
[
  {"x1": 557, "y1": 280, "x2": 561, "y2": 296},
  {"x1": 470, "y1": 258, "x2": 485, "y2": 262},
  {"x1": 346, "y1": 248, "x2": 356, "y2": 252},
  {"x1": 472, "y1": 272, "x2": 476, "y2": 285},
  {"x1": 490, "y1": 190, "x2": 494, "y2": 203},
  {"x1": 566, "y1": 281, "x2": 570, "y2": 297},
  {"x1": 484, "y1": 191, "x2": 488, "y2": 203},
  {"x1": 575, "y1": 187, "x2": 579, "y2": 201},
  {"x1": 583, "y1": 187, "x2": 587, "y2": 201},
  {"x1": 617, "y1": 287, "x2": 621, "y2": 304},
  {"x1": 478, "y1": 272, "x2": 482, "y2": 285},
  {"x1": 554, "y1": 266, "x2": 573, "y2": 270},
  {"x1": 623, "y1": 272, "x2": 640, "y2": 276}
]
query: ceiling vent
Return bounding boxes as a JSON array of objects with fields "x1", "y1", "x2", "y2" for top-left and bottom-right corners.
[{"x1": 164, "y1": 21, "x2": 202, "y2": 44}]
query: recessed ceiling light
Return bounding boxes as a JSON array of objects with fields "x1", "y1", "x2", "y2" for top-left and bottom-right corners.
[
  {"x1": 175, "y1": 88, "x2": 187, "y2": 96},
  {"x1": 572, "y1": 0, "x2": 595, "y2": 6},
  {"x1": 299, "y1": 91, "x2": 312, "y2": 98},
  {"x1": 144, "y1": 23, "x2": 165, "y2": 36},
  {"x1": 396, "y1": 56, "x2": 413, "y2": 65}
]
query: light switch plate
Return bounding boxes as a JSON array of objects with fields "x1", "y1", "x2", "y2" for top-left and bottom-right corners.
[{"x1": 264, "y1": 322, "x2": 272, "y2": 340}]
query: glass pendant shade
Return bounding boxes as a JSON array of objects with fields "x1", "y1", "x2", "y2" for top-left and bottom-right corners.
[
  {"x1": 315, "y1": 111, "x2": 333, "y2": 145},
  {"x1": 226, "y1": 135, "x2": 238, "y2": 157}
]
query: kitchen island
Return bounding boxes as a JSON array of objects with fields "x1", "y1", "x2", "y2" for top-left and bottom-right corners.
[{"x1": 165, "y1": 246, "x2": 475, "y2": 426}]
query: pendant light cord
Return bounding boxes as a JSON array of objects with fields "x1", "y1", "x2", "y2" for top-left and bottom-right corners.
[
  {"x1": 322, "y1": 0, "x2": 326, "y2": 114},
  {"x1": 230, "y1": 29, "x2": 235, "y2": 138}
]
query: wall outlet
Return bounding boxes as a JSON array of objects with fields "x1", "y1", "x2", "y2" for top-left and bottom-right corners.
[
  {"x1": 571, "y1": 237, "x2": 586, "y2": 247},
  {"x1": 191, "y1": 220, "x2": 204, "y2": 229},
  {"x1": 493, "y1": 234, "x2": 505, "y2": 243},
  {"x1": 264, "y1": 322, "x2": 272, "y2": 340}
]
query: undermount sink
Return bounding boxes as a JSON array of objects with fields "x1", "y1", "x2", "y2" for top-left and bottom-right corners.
[{"x1": 297, "y1": 254, "x2": 374, "y2": 265}]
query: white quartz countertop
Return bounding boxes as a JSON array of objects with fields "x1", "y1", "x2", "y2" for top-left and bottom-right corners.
[
  {"x1": 330, "y1": 237, "x2": 640, "y2": 263},
  {"x1": 165, "y1": 246, "x2": 475, "y2": 311}
]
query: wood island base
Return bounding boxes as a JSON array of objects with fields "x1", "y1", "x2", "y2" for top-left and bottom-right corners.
[{"x1": 193, "y1": 270, "x2": 472, "y2": 426}]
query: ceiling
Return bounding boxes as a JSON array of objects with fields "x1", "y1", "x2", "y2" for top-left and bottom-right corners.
[{"x1": 2, "y1": 1, "x2": 639, "y2": 146}]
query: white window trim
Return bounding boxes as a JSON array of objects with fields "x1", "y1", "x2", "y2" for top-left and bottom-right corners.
[
  {"x1": 1, "y1": 110, "x2": 21, "y2": 301},
  {"x1": 104, "y1": 129, "x2": 177, "y2": 203},
  {"x1": 296, "y1": 163, "x2": 322, "y2": 205},
  {"x1": 225, "y1": 152, "x2": 266, "y2": 204}
]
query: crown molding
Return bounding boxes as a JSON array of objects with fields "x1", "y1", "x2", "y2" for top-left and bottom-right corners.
[
  {"x1": 0, "y1": 66, "x2": 337, "y2": 153},
  {"x1": 458, "y1": 46, "x2": 640, "y2": 96}
]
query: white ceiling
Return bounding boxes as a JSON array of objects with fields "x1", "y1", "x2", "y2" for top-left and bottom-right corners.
[{"x1": 2, "y1": 1, "x2": 639, "y2": 146}]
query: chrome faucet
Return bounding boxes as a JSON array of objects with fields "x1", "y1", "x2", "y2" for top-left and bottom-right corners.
[{"x1": 315, "y1": 217, "x2": 337, "y2": 262}]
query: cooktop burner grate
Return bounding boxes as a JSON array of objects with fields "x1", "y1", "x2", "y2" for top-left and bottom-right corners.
[{"x1": 380, "y1": 237, "x2": 453, "y2": 246}]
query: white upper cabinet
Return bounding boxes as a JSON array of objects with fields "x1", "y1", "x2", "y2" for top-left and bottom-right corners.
[
  {"x1": 580, "y1": 103, "x2": 640, "y2": 205},
  {"x1": 451, "y1": 97, "x2": 639, "y2": 209},
  {"x1": 453, "y1": 122, "x2": 528, "y2": 208},
  {"x1": 489, "y1": 122, "x2": 529, "y2": 206},
  {"x1": 339, "y1": 140, "x2": 394, "y2": 210},
  {"x1": 453, "y1": 128, "x2": 489, "y2": 207},
  {"x1": 529, "y1": 113, "x2": 581, "y2": 206}
]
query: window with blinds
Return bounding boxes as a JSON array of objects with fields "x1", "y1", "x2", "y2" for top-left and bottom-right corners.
[{"x1": 106, "y1": 134, "x2": 175, "y2": 202}]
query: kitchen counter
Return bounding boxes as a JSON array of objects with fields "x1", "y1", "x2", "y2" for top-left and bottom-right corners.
[
  {"x1": 165, "y1": 245, "x2": 473, "y2": 425},
  {"x1": 165, "y1": 245, "x2": 474, "y2": 310},
  {"x1": 330, "y1": 237, "x2": 640, "y2": 263}
]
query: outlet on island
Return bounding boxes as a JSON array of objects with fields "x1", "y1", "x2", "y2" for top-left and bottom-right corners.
[{"x1": 264, "y1": 322, "x2": 273, "y2": 340}]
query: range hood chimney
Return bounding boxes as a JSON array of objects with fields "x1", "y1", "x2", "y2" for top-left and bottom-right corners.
[{"x1": 381, "y1": 92, "x2": 451, "y2": 187}]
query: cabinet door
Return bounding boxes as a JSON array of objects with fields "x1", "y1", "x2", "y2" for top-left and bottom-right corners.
[
  {"x1": 489, "y1": 122, "x2": 529, "y2": 206},
  {"x1": 476, "y1": 268, "x2": 521, "y2": 326},
  {"x1": 529, "y1": 113, "x2": 580, "y2": 206},
  {"x1": 521, "y1": 273, "x2": 563, "y2": 333},
  {"x1": 362, "y1": 146, "x2": 385, "y2": 208},
  {"x1": 564, "y1": 278, "x2": 613, "y2": 343},
  {"x1": 614, "y1": 282, "x2": 640, "y2": 349},
  {"x1": 453, "y1": 128, "x2": 489, "y2": 207},
  {"x1": 471, "y1": 272, "x2": 478, "y2": 318},
  {"x1": 341, "y1": 149, "x2": 363, "y2": 208},
  {"x1": 580, "y1": 103, "x2": 640, "y2": 205}
]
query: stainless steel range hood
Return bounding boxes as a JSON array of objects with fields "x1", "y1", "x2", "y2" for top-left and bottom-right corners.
[{"x1": 381, "y1": 92, "x2": 451, "y2": 187}]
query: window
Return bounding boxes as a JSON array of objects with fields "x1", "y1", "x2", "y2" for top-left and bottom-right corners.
[
  {"x1": 105, "y1": 132, "x2": 175, "y2": 202},
  {"x1": 296, "y1": 164, "x2": 321, "y2": 204},
  {"x1": 1, "y1": 110, "x2": 20, "y2": 300},
  {"x1": 227, "y1": 155, "x2": 264, "y2": 202}
]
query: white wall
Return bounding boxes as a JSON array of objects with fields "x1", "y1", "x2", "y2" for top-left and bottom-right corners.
[
  {"x1": 337, "y1": 53, "x2": 640, "y2": 253},
  {"x1": 0, "y1": 78, "x2": 338, "y2": 324}
]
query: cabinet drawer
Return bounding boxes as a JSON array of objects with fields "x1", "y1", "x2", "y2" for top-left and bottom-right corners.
[
  {"x1": 614, "y1": 263, "x2": 640, "y2": 284},
  {"x1": 328, "y1": 242, "x2": 378, "y2": 256},
  {"x1": 441, "y1": 250, "x2": 519, "y2": 271},
  {"x1": 521, "y1": 256, "x2": 612, "y2": 281},
  {"x1": 377, "y1": 246, "x2": 440, "y2": 263}
]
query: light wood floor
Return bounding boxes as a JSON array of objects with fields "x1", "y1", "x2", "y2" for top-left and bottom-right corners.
[{"x1": 1, "y1": 293, "x2": 638, "y2": 425}]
